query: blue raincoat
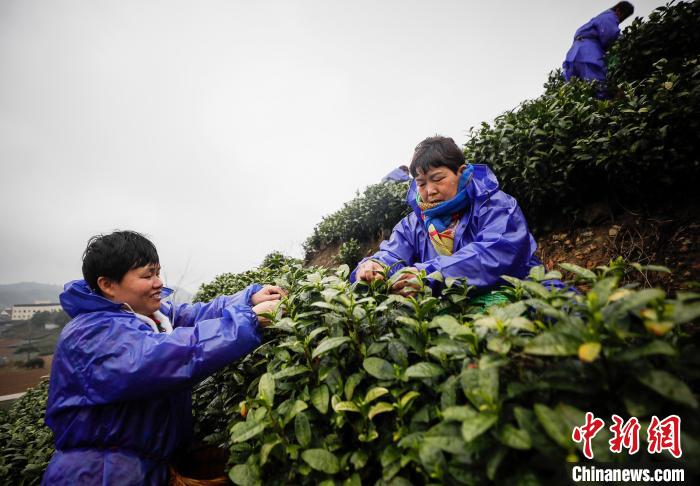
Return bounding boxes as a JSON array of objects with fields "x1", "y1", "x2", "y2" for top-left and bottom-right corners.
[
  {"x1": 42, "y1": 280, "x2": 263, "y2": 485},
  {"x1": 351, "y1": 164, "x2": 540, "y2": 290},
  {"x1": 381, "y1": 167, "x2": 411, "y2": 183},
  {"x1": 563, "y1": 9, "x2": 620, "y2": 83}
]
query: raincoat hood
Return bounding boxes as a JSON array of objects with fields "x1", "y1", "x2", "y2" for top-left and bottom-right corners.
[{"x1": 60, "y1": 279, "x2": 174, "y2": 318}]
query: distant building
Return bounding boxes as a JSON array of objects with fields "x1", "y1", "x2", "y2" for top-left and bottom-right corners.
[{"x1": 11, "y1": 303, "x2": 62, "y2": 321}]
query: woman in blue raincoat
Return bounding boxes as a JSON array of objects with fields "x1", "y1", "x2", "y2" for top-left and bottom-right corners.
[
  {"x1": 43, "y1": 231, "x2": 284, "y2": 485},
  {"x1": 351, "y1": 136, "x2": 540, "y2": 296},
  {"x1": 562, "y1": 2, "x2": 634, "y2": 84}
]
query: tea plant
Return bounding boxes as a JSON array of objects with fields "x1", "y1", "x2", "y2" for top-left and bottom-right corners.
[
  {"x1": 0, "y1": 380, "x2": 53, "y2": 485},
  {"x1": 191, "y1": 262, "x2": 699, "y2": 485},
  {"x1": 464, "y1": 1, "x2": 700, "y2": 231},
  {"x1": 607, "y1": 0, "x2": 700, "y2": 85},
  {"x1": 304, "y1": 182, "x2": 410, "y2": 260},
  {"x1": 335, "y1": 239, "x2": 363, "y2": 269}
]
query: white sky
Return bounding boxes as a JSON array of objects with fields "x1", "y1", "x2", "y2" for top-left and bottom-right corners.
[{"x1": 0, "y1": 0, "x2": 664, "y2": 293}]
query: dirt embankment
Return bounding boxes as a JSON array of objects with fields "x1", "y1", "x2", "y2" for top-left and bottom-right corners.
[{"x1": 308, "y1": 204, "x2": 700, "y2": 292}]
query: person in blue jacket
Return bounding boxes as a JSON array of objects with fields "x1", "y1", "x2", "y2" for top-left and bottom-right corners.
[
  {"x1": 42, "y1": 231, "x2": 284, "y2": 485},
  {"x1": 351, "y1": 136, "x2": 540, "y2": 296},
  {"x1": 381, "y1": 165, "x2": 411, "y2": 183},
  {"x1": 562, "y1": 2, "x2": 634, "y2": 85}
]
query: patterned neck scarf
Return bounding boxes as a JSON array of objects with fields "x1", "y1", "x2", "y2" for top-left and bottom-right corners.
[{"x1": 416, "y1": 165, "x2": 474, "y2": 256}]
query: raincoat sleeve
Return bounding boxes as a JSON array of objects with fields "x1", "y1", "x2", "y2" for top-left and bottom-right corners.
[
  {"x1": 593, "y1": 12, "x2": 620, "y2": 50},
  {"x1": 413, "y1": 195, "x2": 535, "y2": 289},
  {"x1": 167, "y1": 284, "x2": 262, "y2": 328},
  {"x1": 350, "y1": 215, "x2": 417, "y2": 282},
  {"x1": 58, "y1": 294, "x2": 263, "y2": 405}
]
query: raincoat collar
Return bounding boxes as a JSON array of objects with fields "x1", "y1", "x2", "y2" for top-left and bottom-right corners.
[{"x1": 60, "y1": 279, "x2": 174, "y2": 318}]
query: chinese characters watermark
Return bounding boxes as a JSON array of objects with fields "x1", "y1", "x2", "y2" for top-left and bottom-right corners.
[{"x1": 571, "y1": 413, "x2": 682, "y2": 459}]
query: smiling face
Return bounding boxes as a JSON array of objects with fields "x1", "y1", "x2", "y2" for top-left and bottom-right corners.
[
  {"x1": 98, "y1": 263, "x2": 163, "y2": 315},
  {"x1": 415, "y1": 165, "x2": 466, "y2": 204}
]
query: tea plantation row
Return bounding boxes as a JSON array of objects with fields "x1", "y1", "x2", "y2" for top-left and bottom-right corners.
[{"x1": 191, "y1": 259, "x2": 699, "y2": 485}]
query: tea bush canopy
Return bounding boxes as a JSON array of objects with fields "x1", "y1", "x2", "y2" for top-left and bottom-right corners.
[{"x1": 191, "y1": 260, "x2": 699, "y2": 484}]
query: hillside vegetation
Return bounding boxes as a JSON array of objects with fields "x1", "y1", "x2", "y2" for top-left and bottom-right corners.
[
  {"x1": 304, "y1": 0, "x2": 699, "y2": 264},
  {"x1": 1, "y1": 3, "x2": 698, "y2": 485}
]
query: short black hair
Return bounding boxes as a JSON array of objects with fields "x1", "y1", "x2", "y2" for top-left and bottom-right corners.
[
  {"x1": 613, "y1": 2, "x2": 634, "y2": 21},
  {"x1": 82, "y1": 230, "x2": 159, "y2": 294},
  {"x1": 409, "y1": 136, "x2": 465, "y2": 177}
]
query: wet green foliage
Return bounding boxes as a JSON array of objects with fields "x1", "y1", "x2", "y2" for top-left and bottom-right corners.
[
  {"x1": 192, "y1": 261, "x2": 700, "y2": 485},
  {"x1": 0, "y1": 380, "x2": 53, "y2": 485}
]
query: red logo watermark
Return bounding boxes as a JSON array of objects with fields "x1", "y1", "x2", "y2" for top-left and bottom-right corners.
[{"x1": 571, "y1": 414, "x2": 682, "y2": 459}]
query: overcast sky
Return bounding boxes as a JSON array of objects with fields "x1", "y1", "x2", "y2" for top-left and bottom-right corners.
[{"x1": 0, "y1": 0, "x2": 664, "y2": 293}]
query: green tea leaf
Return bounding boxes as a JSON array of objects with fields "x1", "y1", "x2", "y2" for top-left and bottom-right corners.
[
  {"x1": 229, "y1": 464, "x2": 258, "y2": 486},
  {"x1": 432, "y1": 314, "x2": 470, "y2": 337},
  {"x1": 344, "y1": 373, "x2": 363, "y2": 401},
  {"x1": 405, "y1": 362, "x2": 444, "y2": 379},
  {"x1": 523, "y1": 332, "x2": 579, "y2": 356},
  {"x1": 399, "y1": 391, "x2": 420, "y2": 410},
  {"x1": 460, "y1": 366, "x2": 499, "y2": 409},
  {"x1": 498, "y1": 424, "x2": 532, "y2": 450},
  {"x1": 258, "y1": 373, "x2": 275, "y2": 407},
  {"x1": 312, "y1": 336, "x2": 352, "y2": 359},
  {"x1": 231, "y1": 420, "x2": 266, "y2": 444},
  {"x1": 295, "y1": 412, "x2": 311, "y2": 448},
  {"x1": 311, "y1": 385, "x2": 330, "y2": 414},
  {"x1": 613, "y1": 340, "x2": 677, "y2": 361},
  {"x1": 442, "y1": 405, "x2": 478, "y2": 422},
  {"x1": 260, "y1": 439, "x2": 281, "y2": 465},
  {"x1": 533, "y1": 404, "x2": 570, "y2": 448},
  {"x1": 363, "y1": 357, "x2": 396, "y2": 380},
  {"x1": 273, "y1": 365, "x2": 309, "y2": 380},
  {"x1": 637, "y1": 370, "x2": 698, "y2": 408},
  {"x1": 334, "y1": 401, "x2": 361, "y2": 413},
  {"x1": 301, "y1": 449, "x2": 340, "y2": 474},
  {"x1": 364, "y1": 387, "x2": 389, "y2": 404},
  {"x1": 461, "y1": 412, "x2": 497, "y2": 442},
  {"x1": 559, "y1": 263, "x2": 596, "y2": 281},
  {"x1": 368, "y1": 402, "x2": 395, "y2": 420},
  {"x1": 350, "y1": 450, "x2": 369, "y2": 470}
]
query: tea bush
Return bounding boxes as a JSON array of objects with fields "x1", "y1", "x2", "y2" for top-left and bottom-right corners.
[
  {"x1": 0, "y1": 380, "x2": 53, "y2": 485},
  {"x1": 335, "y1": 239, "x2": 363, "y2": 269},
  {"x1": 193, "y1": 253, "x2": 300, "y2": 304},
  {"x1": 607, "y1": 0, "x2": 700, "y2": 84},
  {"x1": 304, "y1": 182, "x2": 410, "y2": 260},
  {"x1": 191, "y1": 261, "x2": 699, "y2": 485},
  {"x1": 192, "y1": 256, "x2": 304, "y2": 442},
  {"x1": 464, "y1": 1, "x2": 700, "y2": 231}
]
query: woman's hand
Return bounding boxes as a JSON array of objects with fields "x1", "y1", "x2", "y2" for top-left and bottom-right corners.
[
  {"x1": 390, "y1": 267, "x2": 420, "y2": 297},
  {"x1": 356, "y1": 260, "x2": 385, "y2": 282},
  {"x1": 251, "y1": 285, "x2": 287, "y2": 305},
  {"x1": 252, "y1": 300, "x2": 282, "y2": 327}
]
